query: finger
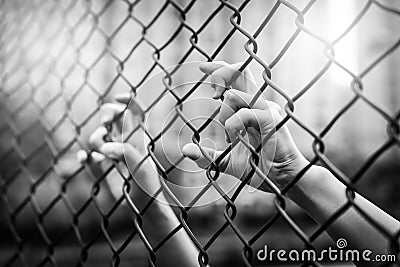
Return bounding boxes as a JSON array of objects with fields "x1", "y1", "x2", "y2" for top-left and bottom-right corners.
[
  {"x1": 115, "y1": 93, "x2": 144, "y2": 116},
  {"x1": 199, "y1": 61, "x2": 229, "y2": 75},
  {"x1": 213, "y1": 63, "x2": 259, "y2": 96},
  {"x1": 77, "y1": 149, "x2": 88, "y2": 163},
  {"x1": 219, "y1": 89, "x2": 268, "y2": 127},
  {"x1": 88, "y1": 126, "x2": 108, "y2": 151},
  {"x1": 100, "y1": 142, "x2": 150, "y2": 178},
  {"x1": 114, "y1": 93, "x2": 132, "y2": 104},
  {"x1": 212, "y1": 63, "x2": 241, "y2": 85},
  {"x1": 75, "y1": 149, "x2": 107, "y2": 181},
  {"x1": 182, "y1": 143, "x2": 228, "y2": 171},
  {"x1": 200, "y1": 61, "x2": 259, "y2": 99},
  {"x1": 90, "y1": 151, "x2": 106, "y2": 163},
  {"x1": 100, "y1": 142, "x2": 127, "y2": 160},
  {"x1": 210, "y1": 74, "x2": 227, "y2": 100},
  {"x1": 77, "y1": 149, "x2": 107, "y2": 164},
  {"x1": 210, "y1": 65, "x2": 240, "y2": 99},
  {"x1": 230, "y1": 62, "x2": 260, "y2": 97},
  {"x1": 100, "y1": 103, "x2": 125, "y2": 125},
  {"x1": 199, "y1": 61, "x2": 230, "y2": 99},
  {"x1": 225, "y1": 108, "x2": 275, "y2": 138}
]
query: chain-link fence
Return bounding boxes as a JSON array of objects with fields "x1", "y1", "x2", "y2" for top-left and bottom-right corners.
[{"x1": 1, "y1": 0, "x2": 400, "y2": 266}]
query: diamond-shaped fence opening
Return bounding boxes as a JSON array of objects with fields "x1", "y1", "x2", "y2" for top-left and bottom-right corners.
[{"x1": 1, "y1": 0, "x2": 400, "y2": 267}]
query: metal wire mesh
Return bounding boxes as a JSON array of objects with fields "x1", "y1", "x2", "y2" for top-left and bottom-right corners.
[{"x1": 1, "y1": 0, "x2": 400, "y2": 266}]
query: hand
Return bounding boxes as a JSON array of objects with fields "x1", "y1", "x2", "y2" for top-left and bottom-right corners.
[
  {"x1": 79, "y1": 96, "x2": 205, "y2": 266},
  {"x1": 182, "y1": 61, "x2": 309, "y2": 192},
  {"x1": 78, "y1": 94, "x2": 161, "y2": 209}
]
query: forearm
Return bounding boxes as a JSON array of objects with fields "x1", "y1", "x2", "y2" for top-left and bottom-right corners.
[
  {"x1": 143, "y1": 199, "x2": 200, "y2": 267},
  {"x1": 132, "y1": 163, "x2": 200, "y2": 267},
  {"x1": 287, "y1": 165, "x2": 400, "y2": 255}
]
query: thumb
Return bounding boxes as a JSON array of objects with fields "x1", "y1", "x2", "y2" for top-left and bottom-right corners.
[
  {"x1": 182, "y1": 143, "x2": 228, "y2": 171},
  {"x1": 114, "y1": 93, "x2": 143, "y2": 116},
  {"x1": 100, "y1": 142, "x2": 152, "y2": 176}
]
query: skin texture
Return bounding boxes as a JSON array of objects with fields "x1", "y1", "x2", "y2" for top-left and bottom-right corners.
[
  {"x1": 82, "y1": 95, "x2": 200, "y2": 267},
  {"x1": 83, "y1": 62, "x2": 400, "y2": 266}
]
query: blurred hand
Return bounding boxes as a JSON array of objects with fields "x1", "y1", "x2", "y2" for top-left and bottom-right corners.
[
  {"x1": 182, "y1": 61, "x2": 308, "y2": 191},
  {"x1": 78, "y1": 94, "x2": 161, "y2": 208}
]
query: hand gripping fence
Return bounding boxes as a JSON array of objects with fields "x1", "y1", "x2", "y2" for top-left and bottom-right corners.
[{"x1": 0, "y1": 0, "x2": 400, "y2": 266}]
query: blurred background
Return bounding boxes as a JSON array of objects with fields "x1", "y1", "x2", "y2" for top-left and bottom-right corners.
[{"x1": 1, "y1": 0, "x2": 400, "y2": 266}]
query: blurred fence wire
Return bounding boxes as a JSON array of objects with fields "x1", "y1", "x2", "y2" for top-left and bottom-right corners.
[{"x1": 1, "y1": 0, "x2": 400, "y2": 266}]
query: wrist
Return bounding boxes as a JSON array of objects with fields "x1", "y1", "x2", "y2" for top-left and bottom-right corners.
[
  {"x1": 271, "y1": 149, "x2": 309, "y2": 190},
  {"x1": 268, "y1": 126, "x2": 309, "y2": 190}
]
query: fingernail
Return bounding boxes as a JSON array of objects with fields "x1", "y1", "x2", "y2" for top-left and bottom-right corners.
[
  {"x1": 77, "y1": 150, "x2": 88, "y2": 163},
  {"x1": 114, "y1": 93, "x2": 131, "y2": 103},
  {"x1": 99, "y1": 143, "x2": 108, "y2": 154},
  {"x1": 100, "y1": 115, "x2": 111, "y2": 124},
  {"x1": 91, "y1": 151, "x2": 106, "y2": 162}
]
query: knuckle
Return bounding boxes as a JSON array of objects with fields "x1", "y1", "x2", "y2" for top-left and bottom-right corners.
[
  {"x1": 238, "y1": 109, "x2": 253, "y2": 124},
  {"x1": 223, "y1": 89, "x2": 238, "y2": 102},
  {"x1": 88, "y1": 133, "x2": 97, "y2": 147},
  {"x1": 213, "y1": 61, "x2": 229, "y2": 69},
  {"x1": 210, "y1": 74, "x2": 224, "y2": 87},
  {"x1": 224, "y1": 122, "x2": 235, "y2": 131},
  {"x1": 88, "y1": 127, "x2": 106, "y2": 147},
  {"x1": 217, "y1": 66, "x2": 236, "y2": 82},
  {"x1": 100, "y1": 103, "x2": 114, "y2": 113}
]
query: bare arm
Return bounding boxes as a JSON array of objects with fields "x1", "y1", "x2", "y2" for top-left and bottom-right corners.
[
  {"x1": 182, "y1": 61, "x2": 400, "y2": 262},
  {"x1": 83, "y1": 95, "x2": 202, "y2": 267},
  {"x1": 129, "y1": 160, "x2": 201, "y2": 267},
  {"x1": 287, "y1": 164, "x2": 400, "y2": 255}
]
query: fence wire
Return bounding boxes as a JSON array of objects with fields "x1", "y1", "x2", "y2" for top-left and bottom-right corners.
[{"x1": 0, "y1": 0, "x2": 400, "y2": 266}]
